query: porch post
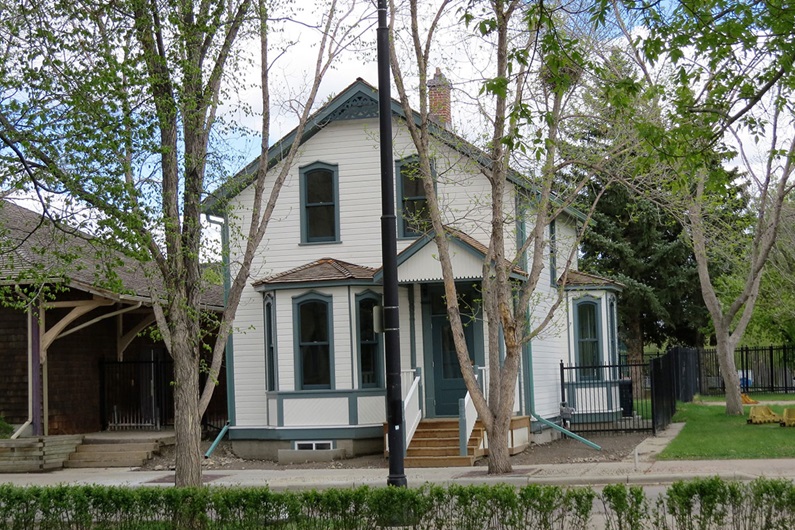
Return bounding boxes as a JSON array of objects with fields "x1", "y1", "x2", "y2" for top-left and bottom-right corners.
[
  {"x1": 377, "y1": 0, "x2": 406, "y2": 487},
  {"x1": 31, "y1": 300, "x2": 43, "y2": 436}
]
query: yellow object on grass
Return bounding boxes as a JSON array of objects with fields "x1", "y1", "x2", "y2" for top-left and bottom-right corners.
[
  {"x1": 780, "y1": 408, "x2": 795, "y2": 427},
  {"x1": 741, "y1": 393, "x2": 759, "y2": 404},
  {"x1": 747, "y1": 406, "x2": 781, "y2": 424}
]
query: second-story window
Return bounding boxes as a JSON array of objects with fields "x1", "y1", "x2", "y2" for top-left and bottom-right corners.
[
  {"x1": 396, "y1": 156, "x2": 432, "y2": 238},
  {"x1": 300, "y1": 162, "x2": 339, "y2": 243}
]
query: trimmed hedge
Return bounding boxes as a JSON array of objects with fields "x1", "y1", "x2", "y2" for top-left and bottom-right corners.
[{"x1": 0, "y1": 478, "x2": 794, "y2": 529}]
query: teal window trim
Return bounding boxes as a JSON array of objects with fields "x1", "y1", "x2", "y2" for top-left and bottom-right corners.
[
  {"x1": 356, "y1": 290, "x2": 383, "y2": 389},
  {"x1": 573, "y1": 296, "x2": 602, "y2": 381},
  {"x1": 549, "y1": 219, "x2": 557, "y2": 286},
  {"x1": 293, "y1": 291, "x2": 335, "y2": 390},
  {"x1": 396, "y1": 155, "x2": 435, "y2": 238},
  {"x1": 299, "y1": 161, "x2": 340, "y2": 244},
  {"x1": 515, "y1": 192, "x2": 528, "y2": 271},
  {"x1": 263, "y1": 294, "x2": 278, "y2": 391},
  {"x1": 608, "y1": 295, "x2": 618, "y2": 378}
]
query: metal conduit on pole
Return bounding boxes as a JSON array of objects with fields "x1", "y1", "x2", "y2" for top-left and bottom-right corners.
[{"x1": 377, "y1": 0, "x2": 406, "y2": 487}]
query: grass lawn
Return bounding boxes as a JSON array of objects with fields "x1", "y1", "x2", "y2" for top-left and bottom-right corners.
[
  {"x1": 658, "y1": 402, "x2": 795, "y2": 460},
  {"x1": 695, "y1": 393, "x2": 795, "y2": 402}
]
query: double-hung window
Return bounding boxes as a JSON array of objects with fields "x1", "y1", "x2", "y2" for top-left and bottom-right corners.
[
  {"x1": 356, "y1": 292, "x2": 382, "y2": 388},
  {"x1": 300, "y1": 162, "x2": 339, "y2": 243},
  {"x1": 575, "y1": 298, "x2": 602, "y2": 381},
  {"x1": 396, "y1": 156, "x2": 431, "y2": 238},
  {"x1": 294, "y1": 293, "x2": 333, "y2": 389}
]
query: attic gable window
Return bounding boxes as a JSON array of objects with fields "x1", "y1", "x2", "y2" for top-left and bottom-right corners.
[
  {"x1": 300, "y1": 162, "x2": 339, "y2": 244},
  {"x1": 396, "y1": 156, "x2": 433, "y2": 238}
]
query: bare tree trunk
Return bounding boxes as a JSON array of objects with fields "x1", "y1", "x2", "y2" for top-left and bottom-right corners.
[
  {"x1": 171, "y1": 324, "x2": 202, "y2": 487},
  {"x1": 486, "y1": 414, "x2": 512, "y2": 474},
  {"x1": 716, "y1": 337, "x2": 743, "y2": 415}
]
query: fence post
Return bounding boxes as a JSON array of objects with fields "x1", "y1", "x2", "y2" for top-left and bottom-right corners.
[
  {"x1": 785, "y1": 345, "x2": 790, "y2": 395},
  {"x1": 742, "y1": 346, "x2": 748, "y2": 393},
  {"x1": 770, "y1": 345, "x2": 775, "y2": 393},
  {"x1": 650, "y1": 358, "x2": 657, "y2": 436},
  {"x1": 559, "y1": 361, "x2": 566, "y2": 404}
]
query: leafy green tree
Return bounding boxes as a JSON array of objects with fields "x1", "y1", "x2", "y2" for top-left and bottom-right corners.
[
  {"x1": 0, "y1": 0, "x2": 366, "y2": 486},
  {"x1": 387, "y1": 0, "x2": 652, "y2": 473},
  {"x1": 581, "y1": 184, "x2": 709, "y2": 358},
  {"x1": 600, "y1": 0, "x2": 795, "y2": 415}
]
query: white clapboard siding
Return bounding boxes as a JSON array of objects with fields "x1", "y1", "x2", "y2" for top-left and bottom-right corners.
[{"x1": 225, "y1": 110, "x2": 578, "y2": 429}]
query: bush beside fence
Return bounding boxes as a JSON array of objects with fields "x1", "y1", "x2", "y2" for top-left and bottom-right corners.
[{"x1": 1, "y1": 478, "x2": 795, "y2": 529}]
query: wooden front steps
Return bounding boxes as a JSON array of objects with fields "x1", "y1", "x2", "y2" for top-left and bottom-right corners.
[
  {"x1": 63, "y1": 433, "x2": 173, "y2": 468},
  {"x1": 404, "y1": 419, "x2": 486, "y2": 468}
]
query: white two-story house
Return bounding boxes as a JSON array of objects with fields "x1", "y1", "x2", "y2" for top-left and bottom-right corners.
[{"x1": 207, "y1": 75, "x2": 622, "y2": 464}]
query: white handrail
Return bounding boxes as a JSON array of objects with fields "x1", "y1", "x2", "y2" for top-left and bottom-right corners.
[
  {"x1": 403, "y1": 374, "x2": 422, "y2": 453},
  {"x1": 387, "y1": 368, "x2": 423, "y2": 455},
  {"x1": 459, "y1": 370, "x2": 480, "y2": 456},
  {"x1": 400, "y1": 369, "x2": 416, "y2": 400}
]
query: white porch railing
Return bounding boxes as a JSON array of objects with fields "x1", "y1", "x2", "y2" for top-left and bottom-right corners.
[
  {"x1": 387, "y1": 368, "x2": 423, "y2": 456},
  {"x1": 458, "y1": 365, "x2": 523, "y2": 455},
  {"x1": 458, "y1": 369, "x2": 481, "y2": 456},
  {"x1": 402, "y1": 368, "x2": 423, "y2": 454}
]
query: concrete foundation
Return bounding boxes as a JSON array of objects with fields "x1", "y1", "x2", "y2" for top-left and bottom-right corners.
[{"x1": 232, "y1": 437, "x2": 383, "y2": 462}]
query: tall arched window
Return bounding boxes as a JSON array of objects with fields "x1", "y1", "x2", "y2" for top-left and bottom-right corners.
[
  {"x1": 263, "y1": 294, "x2": 277, "y2": 391},
  {"x1": 574, "y1": 298, "x2": 602, "y2": 381},
  {"x1": 294, "y1": 293, "x2": 334, "y2": 389},
  {"x1": 356, "y1": 292, "x2": 382, "y2": 388}
]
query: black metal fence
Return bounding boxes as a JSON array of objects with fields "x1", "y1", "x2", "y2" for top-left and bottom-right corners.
[
  {"x1": 560, "y1": 350, "x2": 678, "y2": 435},
  {"x1": 698, "y1": 344, "x2": 795, "y2": 395},
  {"x1": 650, "y1": 354, "x2": 676, "y2": 434},
  {"x1": 560, "y1": 361, "x2": 653, "y2": 434},
  {"x1": 100, "y1": 360, "x2": 227, "y2": 432}
]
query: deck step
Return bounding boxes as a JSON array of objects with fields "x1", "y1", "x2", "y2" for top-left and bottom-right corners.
[
  {"x1": 65, "y1": 438, "x2": 165, "y2": 468},
  {"x1": 401, "y1": 419, "x2": 485, "y2": 468},
  {"x1": 76, "y1": 442, "x2": 159, "y2": 453},
  {"x1": 404, "y1": 455, "x2": 477, "y2": 468},
  {"x1": 64, "y1": 452, "x2": 148, "y2": 468}
]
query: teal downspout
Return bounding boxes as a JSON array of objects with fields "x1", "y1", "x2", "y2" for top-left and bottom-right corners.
[
  {"x1": 205, "y1": 422, "x2": 230, "y2": 458},
  {"x1": 525, "y1": 342, "x2": 600, "y2": 451},
  {"x1": 221, "y1": 215, "x2": 236, "y2": 426}
]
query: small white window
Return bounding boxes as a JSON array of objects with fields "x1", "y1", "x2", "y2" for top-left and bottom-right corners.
[{"x1": 295, "y1": 441, "x2": 333, "y2": 451}]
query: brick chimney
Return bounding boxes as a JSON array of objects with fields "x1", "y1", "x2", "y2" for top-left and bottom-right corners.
[{"x1": 428, "y1": 68, "x2": 451, "y2": 128}]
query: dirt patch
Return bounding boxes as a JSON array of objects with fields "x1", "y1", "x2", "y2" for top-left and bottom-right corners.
[{"x1": 139, "y1": 431, "x2": 648, "y2": 472}]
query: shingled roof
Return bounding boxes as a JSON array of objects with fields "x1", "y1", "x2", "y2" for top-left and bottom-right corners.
[
  {"x1": 559, "y1": 270, "x2": 624, "y2": 291},
  {"x1": 253, "y1": 258, "x2": 376, "y2": 287},
  {"x1": 0, "y1": 200, "x2": 223, "y2": 308}
]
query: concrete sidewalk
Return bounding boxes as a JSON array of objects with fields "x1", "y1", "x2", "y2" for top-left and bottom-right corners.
[
  {"x1": 2, "y1": 459, "x2": 794, "y2": 490},
  {"x1": 2, "y1": 424, "x2": 794, "y2": 490}
]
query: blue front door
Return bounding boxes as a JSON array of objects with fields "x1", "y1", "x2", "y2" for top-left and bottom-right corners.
[{"x1": 428, "y1": 284, "x2": 480, "y2": 416}]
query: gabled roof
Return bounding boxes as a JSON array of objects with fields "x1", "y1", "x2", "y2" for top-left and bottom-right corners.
[
  {"x1": 373, "y1": 227, "x2": 528, "y2": 284},
  {"x1": 253, "y1": 258, "x2": 376, "y2": 289},
  {"x1": 0, "y1": 200, "x2": 224, "y2": 308},
  {"x1": 204, "y1": 78, "x2": 586, "y2": 222},
  {"x1": 560, "y1": 270, "x2": 624, "y2": 292}
]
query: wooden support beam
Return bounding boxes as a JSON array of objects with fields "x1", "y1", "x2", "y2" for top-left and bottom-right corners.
[
  {"x1": 40, "y1": 298, "x2": 114, "y2": 361},
  {"x1": 117, "y1": 313, "x2": 156, "y2": 361}
]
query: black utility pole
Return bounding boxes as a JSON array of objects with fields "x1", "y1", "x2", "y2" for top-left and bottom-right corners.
[{"x1": 377, "y1": 0, "x2": 407, "y2": 488}]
